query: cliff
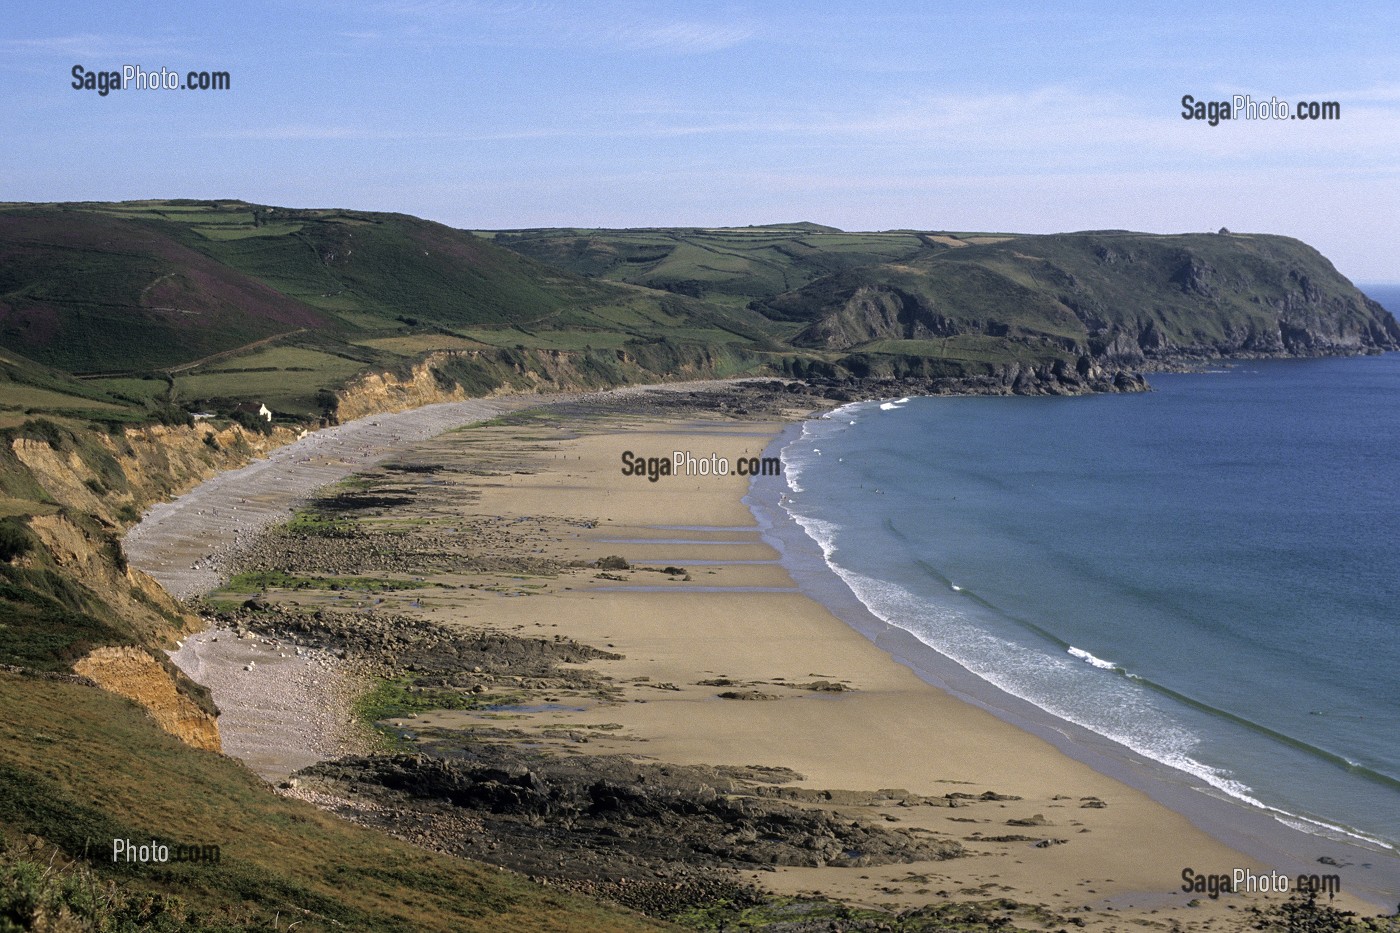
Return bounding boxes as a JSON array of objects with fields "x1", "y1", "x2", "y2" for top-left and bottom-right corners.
[
  {"x1": 0, "y1": 419, "x2": 300, "y2": 749},
  {"x1": 759, "y1": 232, "x2": 1398, "y2": 381},
  {"x1": 334, "y1": 343, "x2": 744, "y2": 422},
  {"x1": 0, "y1": 339, "x2": 745, "y2": 750},
  {"x1": 72, "y1": 645, "x2": 221, "y2": 752}
]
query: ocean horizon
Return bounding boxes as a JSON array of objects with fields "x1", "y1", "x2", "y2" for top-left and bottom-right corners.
[{"x1": 769, "y1": 350, "x2": 1400, "y2": 866}]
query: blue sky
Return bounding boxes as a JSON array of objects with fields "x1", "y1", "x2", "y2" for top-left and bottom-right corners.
[{"x1": 4, "y1": 1, "x2": 1399, "y2": 280}]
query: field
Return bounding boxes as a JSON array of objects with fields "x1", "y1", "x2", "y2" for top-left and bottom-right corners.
[
  {"x1": 354, "y1": 333, "x2": 492, "y2": 353},
  {"x1": 487, "y1": 223, "x2": 932, "y2": 309},
  {"x1": 0, "y1": 385, "x2": 124, "y2": 412},
  {"x1": 0, "y1": 202, "x2": 804, "y2": 424},
  {"x1": 1, "y1": 199, "x2": 1393, "y2": 432}
]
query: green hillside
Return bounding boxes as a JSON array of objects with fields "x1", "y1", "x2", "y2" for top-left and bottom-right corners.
[
  {"x1": 483, "y1": 222, "x2": 942, "y2": 311},
  {"x1": 0, "y1": 208, "x2": 329, "y2": 374},
  {"x1": 490, "y1": 224, "x2": 1398, "y2": 381},
  {"x1": 0, "y1": 201, "x2": 783, "y2": 419},
  {"x1": 761, "y1": 231, "x2": 1400, "y2": 360},
  {"x1": 0, "y1": 670, "x2": 659, "y2": 932},
  {"x1": 2, "y1": 204, "x2": 1393, "y2": 423}
]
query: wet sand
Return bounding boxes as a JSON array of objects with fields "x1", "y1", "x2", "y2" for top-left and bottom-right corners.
[
  {"x1": 124, "y1": 381, "x2": 768, "y2": 599},
  {"x1": 130, "y1": 390, "x2": 1391, "y2": 928},
  {"x1": 387, "y1": 419, "x2": 1283, "y2": 928}
]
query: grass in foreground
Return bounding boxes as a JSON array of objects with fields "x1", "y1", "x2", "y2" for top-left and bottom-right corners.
[{"x1": 0, "y1": 671, "x2": 660, "y2": 932}]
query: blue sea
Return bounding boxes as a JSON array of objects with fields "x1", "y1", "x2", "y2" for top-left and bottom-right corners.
[{"x1": 775, "y1": 311, "x2": 1400, "y2": 856}]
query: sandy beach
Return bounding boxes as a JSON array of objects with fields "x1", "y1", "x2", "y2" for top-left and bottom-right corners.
[
  {"x1": 386, "y1": 416, "x2": 1271, "y2": 925},
  {"x1": 137, "y1": 389, "x2": 1390, "y2": 929}
]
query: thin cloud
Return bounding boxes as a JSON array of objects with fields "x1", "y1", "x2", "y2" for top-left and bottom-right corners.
[
  {"x1": 1, "y1": 32, "x2": 184, "y2": 60},
  {"x1": 215, "y1": 125, "x2": 371, "y2": 141},
  {"x1": 608, "y1": 21, "x2": 752, "y2": 53},
  {"x1": 344, "y1": 0, "x2": 753, "y2": 54},
  {"x1": 206, "y1": 123, "x2": 568, "y2": 142}
]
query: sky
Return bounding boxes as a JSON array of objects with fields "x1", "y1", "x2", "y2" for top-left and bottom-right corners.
[{"x1": 4, "y1": 1, "x2": 1400, "y2": 281}]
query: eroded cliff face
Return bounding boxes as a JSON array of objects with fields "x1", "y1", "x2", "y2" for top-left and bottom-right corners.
[
  {"x1": 14, "y1": 422, "x2": 297, "y2": 530},
  {"x1": 332, "y1": 345, "x2": 728, "y2": 423},
  {"x1": 12, "y1": 345, "x2": 734, "y2": 752},
  {"x1": 73, "y1": 646, "x2": 220, "y2": 752},
  {"x1": 10, "y1": 509, "x2": 219, "y2": 749},
  {"x1": 333, "y1": 353, "x2": 470, "y2": 422},
  {"x1": 113, "y1": 421, "x2": 296, "y2": 509},
  {"x1": 25, "y1": 513, "x2": 188, "y2": 645},
  {"x1": 8, "y1": 422, "x2": 298, "y2": 751}
]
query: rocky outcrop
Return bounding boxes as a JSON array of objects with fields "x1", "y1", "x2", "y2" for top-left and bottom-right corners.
[
  {"x1": 298, "y1": 750, "x2": 963, "y2": 879},
  {"x1": 794, "y1": 285, "x2": 961, "y2": 350},
  {"x1": 769, "y1": 233, "x2": 1400, "y2": 390},
  {"x1": 795, "y1": 351, "x2": 1149, "y2": 400},
  {"x1": 794, "y1": 286, "x2": 903, "y2": 350},
  {"x1": 803, "y1": 365, "x2": 1148, "y2": 404},
  {"x1": 73, "y1": 646, "x2": 220, "y2": 752}
]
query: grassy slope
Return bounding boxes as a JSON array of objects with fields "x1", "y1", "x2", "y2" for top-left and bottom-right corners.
[
  {"x1": 0, "y1": 671, "x2": 660, "y2": 932},
  {"x1": 489, "y1": 225, "x2": 1398, "y2": 375},
  {"x1": 484, "y1": 223, "x2": 931, "y2": 311},
  {"x1": 176, "y1": 207, "x2": 785, "y2": 365},
  {"x1": 781, "y1": 231, "x2": 1393, "y2": 345},
  {"x1": 0, "y1": 415, "x2": 201, "y2": 671},
  {"x1": 0, "y1": 209, "x2": 330, "y2": 374},
  {"x1": 0, "y1": 202, "x2": 783, "y2": 417}
]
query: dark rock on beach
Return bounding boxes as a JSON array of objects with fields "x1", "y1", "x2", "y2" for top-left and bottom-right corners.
[{"x1": 296, "y1": 747, "x2": 965, "y2": 885}]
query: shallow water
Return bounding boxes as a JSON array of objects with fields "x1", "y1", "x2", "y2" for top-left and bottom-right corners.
[{"x1": 778, "y1": 355, "x2": 1400, "y2": 853}]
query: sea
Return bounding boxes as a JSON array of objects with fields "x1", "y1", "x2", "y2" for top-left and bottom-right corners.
[{"x1": 767, "y1": 286, "x2": 1400, "y2": 870}]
